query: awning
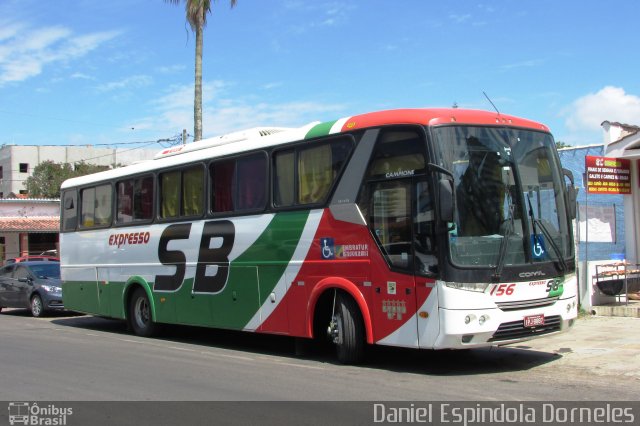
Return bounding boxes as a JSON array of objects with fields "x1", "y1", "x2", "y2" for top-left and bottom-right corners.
[{"x1": 0, "y1": 216, "x2": 60, "y2": 233}]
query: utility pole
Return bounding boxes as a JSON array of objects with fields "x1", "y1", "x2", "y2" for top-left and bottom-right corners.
[{"x1": 182, "y1": 129, "x2": 187, "y2": 145}]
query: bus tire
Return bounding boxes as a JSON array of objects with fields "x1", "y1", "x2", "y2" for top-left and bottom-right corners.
[
  {"x1": 334, "y1": 292, "x2": 365, "y2": 364},
  {"x1": 128, "y1": 287, "x2": 158, "y2": 337}
]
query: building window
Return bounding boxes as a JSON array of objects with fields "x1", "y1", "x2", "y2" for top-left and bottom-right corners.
[
  {"x1": 0, "y1": 166, "x2": 3, "y2": 179},
  {"x1": 19, "y1": 163, "x2": 28, "y2": 173}
]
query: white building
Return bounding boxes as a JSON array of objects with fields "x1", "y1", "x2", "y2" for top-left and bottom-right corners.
[
  {"x1": 0, "y1": 198, "x2": 60, "y2": 260},
  {"x1": 0, "y1": 145, "x2": 158, "y2": 197},
  {"x1": 603, "y1": 121, "x2": 640, "y2": 263}
]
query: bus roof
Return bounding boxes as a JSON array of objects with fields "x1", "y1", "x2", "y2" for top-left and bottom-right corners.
[{"x1": 61, "y1": 108, "x2": 550, "y2": 189}]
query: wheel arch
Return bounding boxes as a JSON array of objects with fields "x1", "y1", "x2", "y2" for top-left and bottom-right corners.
[
  {"x1": 307, "y1": 277, "x2": 373, "y2": 344},
  {"x1": 122, "y1": 276, "x2": 156, "y2": 322}
]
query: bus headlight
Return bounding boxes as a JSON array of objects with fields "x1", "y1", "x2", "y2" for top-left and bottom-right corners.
[{"x1": 445, "y1": 282, "x2": 489, "y2": 293}]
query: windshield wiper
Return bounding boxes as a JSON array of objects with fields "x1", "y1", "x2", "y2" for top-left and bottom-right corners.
[
  {"x1": 493, "y1": 190, "x2": 514, "y2": 281},
  {"x1": 526, "y1": 194, "x2": 567, "y2": 272}
]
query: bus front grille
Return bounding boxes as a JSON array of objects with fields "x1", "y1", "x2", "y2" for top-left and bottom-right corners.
[
  {"x1": 488, "y1": 315, "x2": 562, "y2": 342},
  {"x1": 495, "y1": 296, "x2": 558, "y2": 311}
]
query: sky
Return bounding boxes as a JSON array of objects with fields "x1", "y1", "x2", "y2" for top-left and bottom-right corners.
[{"x1": 1, "y1": 0, "x2": 640, "y2": 152}]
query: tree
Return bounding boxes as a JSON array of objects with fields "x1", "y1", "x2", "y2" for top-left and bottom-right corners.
[
  {"x1": 166, "y1": 0, "x2": 237, "y2": 142},
  {"x1": 24, "y1": 161, "x2": 109, "y2": 199},
  {"x1": 556, "y1": 140, "x2": 572, "y2": 149}
]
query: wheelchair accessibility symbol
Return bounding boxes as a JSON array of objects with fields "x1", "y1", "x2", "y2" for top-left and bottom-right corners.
[
  {"x1": 531, "y1": 234, "x2": 546, "y2": 260},
  {"x1": 320, "y1": 237, "x2": 335, "y2": 260}
]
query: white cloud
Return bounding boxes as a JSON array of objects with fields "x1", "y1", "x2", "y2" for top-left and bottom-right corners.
[
  {"x1": 140, "y1": 80, "x2": 347, "y2": 140},
  {"x1": 564, "y1": 86, "x2": 640, "y2": 132},
  {"x1": 0, "y1": 20, "x2": 120, "y2": 86},
  {"x1": 449, "y1": 14, "x2": 471, "y2": 24},
  {"x1": 96, "y1": 75, "x2": 153, "y2": 93},
  {"x1": 500, "y1": 59, "x2": 546, "y2": 71}
]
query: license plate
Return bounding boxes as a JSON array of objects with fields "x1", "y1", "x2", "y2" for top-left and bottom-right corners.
[{"x1": 524, "y1": 314, "x2": 545, "y2": 328}]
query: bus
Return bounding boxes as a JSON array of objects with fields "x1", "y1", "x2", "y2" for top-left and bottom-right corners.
[{"x1": 60, "y1": 108, "x2": 578, "y2": 364}]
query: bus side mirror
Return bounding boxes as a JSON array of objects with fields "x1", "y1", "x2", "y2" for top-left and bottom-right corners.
[
  {"x1": 567, "y1": 185, "x2": 577, "y2": 220},
  {"x1": 563, "y1": 168, "x2": 577, "y2": 220},
  {"x1": 438, "y1": 178, "x2": 454, "y2": 223}
]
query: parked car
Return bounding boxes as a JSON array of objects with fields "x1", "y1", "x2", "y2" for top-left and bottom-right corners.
[
  {"x1": 5, "y1": 255, "x2": 59, "y2": 265},
  {"x1": 0, "y1": 261, "x2": 63, "y2": 317}
]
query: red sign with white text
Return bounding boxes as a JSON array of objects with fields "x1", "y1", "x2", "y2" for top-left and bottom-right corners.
[{"x1": 585, "y1": 156, "x2": 631, "y2": 194}]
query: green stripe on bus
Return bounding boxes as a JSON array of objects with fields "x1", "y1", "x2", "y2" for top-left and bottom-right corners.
[
  {"x1": 167, "y1": 211, "x2": 311, "y2": 329},
  {"x1": 305, "y1": 120, "x2": 337, "y2": 139}
]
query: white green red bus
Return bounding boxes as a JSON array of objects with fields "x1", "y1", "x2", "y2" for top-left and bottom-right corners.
[{"x1": 60, "y1": 108, "x2": 578, "y2": 364}]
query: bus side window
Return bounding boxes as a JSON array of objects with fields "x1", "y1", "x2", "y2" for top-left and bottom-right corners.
[
  {"x1": 182, "y1": 166, "x2": 204, "y2": 216},
  {"x1": 160, "y1": 171, "x2": 180, "y2": 218},
  {"x1": 61, "y1": 190, "x2": 77, "y2": 231},
  {"x1": 80, "y1": 184, "x2": 112, "y2": 228},
  {"x1": 117, "y1": 175, "x2": 154, "y2": 224},
  {"x1": 273, "y1": 137, "x2": 352, "y2": 208},
  {"x1": 273, "y1": 150, "x2": 295, "y2": 207},
  {"x1": 237, "y1": 154, "x2": 266, "y2": 210},
  {"x1": 211, "y1": 153, "x2": 267, "y2": 213}
]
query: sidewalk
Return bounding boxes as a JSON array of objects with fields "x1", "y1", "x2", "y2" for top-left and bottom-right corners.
[{"x1": 513, "y1": 314, "x2": 640, "y2": 381}]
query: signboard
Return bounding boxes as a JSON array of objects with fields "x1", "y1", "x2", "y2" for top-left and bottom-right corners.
[{"x1": 585, "y1": 156, "x2": 631, "y2": 194}]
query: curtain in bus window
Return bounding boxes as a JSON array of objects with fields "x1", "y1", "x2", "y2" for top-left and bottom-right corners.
[
  {"x1": 116, "y1": 180, "x2": 134, "y2": 223},
  {"x1": 136, "y1": 176, "x2": 154, "y2": 220},
  {"x1": 274, "y1": 151, "x2": 294, "y2": 206},
  {"x1": 81, "y1": 187, "x2": 96, "y2": 227},
  {"x1": 237, "y1": 154, "x2": 265, "y2": 210},
  {"x1": 161, "y1": 171, "x2": 180, "y2": 218},
  {"x1": 212, "y1": 160, "x2": 234, "y2": 212},
  {"x1": 94, "y1": 185, "x2": 112, "y2": 226},
  {"x1": 182, "y1": 167, "x2": 204, "y2": 216},
  {"x1": 298, "y1": 144, "x2": 332, "y2": 204}
]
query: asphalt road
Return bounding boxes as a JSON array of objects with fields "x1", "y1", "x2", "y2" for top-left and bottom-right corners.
[{"x1": 0, "y1": 309, "x2": 636, "y2": 401}]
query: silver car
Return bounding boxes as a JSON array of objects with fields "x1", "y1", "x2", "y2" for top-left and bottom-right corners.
[{"x1": 0, "y1": 261, "x2": 63, "y2": 317}]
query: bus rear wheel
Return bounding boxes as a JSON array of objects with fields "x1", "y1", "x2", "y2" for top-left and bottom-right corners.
[
  {"x1": 328, "y1": 292, "x2": 364, "y2": 364},
  {"x1": 128, "y1": 287, "x2": 158, "y2": 337}
]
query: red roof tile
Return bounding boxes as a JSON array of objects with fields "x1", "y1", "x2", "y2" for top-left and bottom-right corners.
[{"x1": 0, "y1": 217, "x2": 59, "y2": 232}]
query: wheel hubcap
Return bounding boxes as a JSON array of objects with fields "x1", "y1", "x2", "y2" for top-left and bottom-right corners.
[
  {"x1": 327, "y1": 315, "x2": 343, "y2": 345},
  {"x1": 32, "y1": 298, "x2": 42, "y2": 316},
  {"x1": 134, "y1": 297, "x2": 150, "y2": 328}
]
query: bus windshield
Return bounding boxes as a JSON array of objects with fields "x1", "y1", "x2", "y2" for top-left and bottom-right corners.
[{"x1": 433, "y1": 125, "x2": 573, "y2": 269}]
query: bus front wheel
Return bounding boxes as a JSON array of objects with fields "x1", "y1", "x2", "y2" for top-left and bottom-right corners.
[
  {"x1": 128, "y1": 287, "x2": 158, "y2": 337},
  {"x1": 328, "y1": 292, "x2": 364, "y2": 364}
]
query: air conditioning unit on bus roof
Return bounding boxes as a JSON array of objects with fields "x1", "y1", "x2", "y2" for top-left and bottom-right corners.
[{"x1": 154, "y1": 126, "x2": 293, "y2": 159}]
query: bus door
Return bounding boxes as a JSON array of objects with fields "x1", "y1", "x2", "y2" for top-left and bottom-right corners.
[{"x1": 367, "y1": 177, "x2": 420, "y2": 346}]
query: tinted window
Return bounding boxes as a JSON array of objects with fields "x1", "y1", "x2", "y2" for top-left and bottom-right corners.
[
  {"x1": 116, "y1": 176, "x2": 154, "y2": 224},
  {"x1": 159, "y1": 165, "x2": 204, "y2": 219},
  {"x1": 80, "y1": 184, "x2": 112, "y2": 228},
  {"x1": 211, "y1": 153, "x2": 267, "y2": 214},
  {"x1": 273, "y1": 137, "x2": 352, "y2": 207},
  {"x1": 61, "y1": 190, "x2": 78, "y2": 231}
]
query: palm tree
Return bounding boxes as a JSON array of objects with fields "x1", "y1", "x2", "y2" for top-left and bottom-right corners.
[{"x1": 166, "y1": 0, "x2": 237, "y2": 141}]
